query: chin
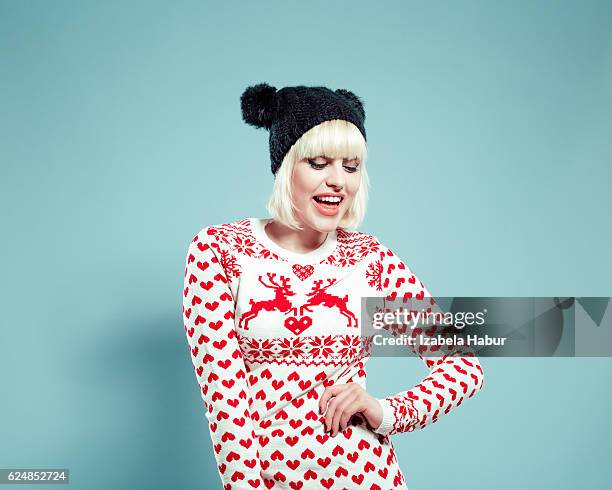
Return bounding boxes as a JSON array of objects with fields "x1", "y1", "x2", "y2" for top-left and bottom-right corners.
[
  {"x1": 304, "y1": 212, "x2": 343, "y2": 233},
  {"x1": 313, "y1": 221, "x2": 339, "y2": 233},
  {"x1": 297, "y1": 201, "x2": 349, "y2": 233}
]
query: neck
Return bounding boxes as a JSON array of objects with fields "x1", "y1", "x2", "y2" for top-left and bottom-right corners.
[{"x1": 264, "y1": 220, "x2": 328, "y2": 254}]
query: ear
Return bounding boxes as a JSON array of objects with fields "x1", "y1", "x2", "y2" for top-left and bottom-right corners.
[
  {"x1": 335, "y1": 89, "x2": 365, "y2": 121},
  {"x1": 241, "y1": 83, "x2": 278, "y2": 129}
]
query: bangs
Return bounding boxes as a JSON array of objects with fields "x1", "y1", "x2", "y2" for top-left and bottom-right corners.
[{"x1": 291, "y1": 119, "x2": 367, "y2": 163}]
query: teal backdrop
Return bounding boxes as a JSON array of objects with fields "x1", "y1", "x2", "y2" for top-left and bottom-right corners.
[{"x1": 1, "y1": 1, "x2": 611, "y2": 489}]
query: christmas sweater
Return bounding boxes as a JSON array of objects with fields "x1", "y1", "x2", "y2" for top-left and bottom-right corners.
[{"x1": 181, "y1": 217, "x2": 484, "y2": 490}]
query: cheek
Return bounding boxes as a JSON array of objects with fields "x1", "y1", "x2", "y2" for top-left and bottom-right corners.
[
  {"x1": 292, "y1": 180, "x2": 310, "y2": 203},
  {"x1": 346, "y1": 175, "x2": 361, "y2": 196},
  {"x1": 290, "y1": 185, "x2": 311, "y2": 214},
  {"x1": 292, "y1": 169, "x2": 319, "y2": 200}
]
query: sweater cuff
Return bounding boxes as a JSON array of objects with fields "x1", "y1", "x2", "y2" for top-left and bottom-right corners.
[{"x1": 373, "y1": 398, "x2": 395, "y2": 436}]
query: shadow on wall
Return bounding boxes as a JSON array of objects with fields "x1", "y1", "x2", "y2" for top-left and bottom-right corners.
[{"x1": 70, "y1": 311, "x2": 219, "y2": 490}]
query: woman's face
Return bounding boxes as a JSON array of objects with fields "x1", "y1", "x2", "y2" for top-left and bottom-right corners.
[{"x1": 291, "y1": 155, "x2": 361, "y2": 233}]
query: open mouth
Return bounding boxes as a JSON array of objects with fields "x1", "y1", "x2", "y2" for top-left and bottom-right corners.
[
  {"x1": 312, "y1": 196, "x2": 343, "y2": 206},
  {"x1": 312, "y1": 195, "x2": 344, "y2": 216}
]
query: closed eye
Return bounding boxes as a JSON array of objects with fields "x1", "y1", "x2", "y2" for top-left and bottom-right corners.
[
  {"x1": 308, "y1": 159, "x2": 360, "y2": 173},
  {"x1": 308, "y1": 159, "x2": 327, "y2": 170}
]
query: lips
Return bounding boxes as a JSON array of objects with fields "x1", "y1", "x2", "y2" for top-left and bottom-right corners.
[{"x1": 312, "y1": 194, "x2": 344, "y2": 217}]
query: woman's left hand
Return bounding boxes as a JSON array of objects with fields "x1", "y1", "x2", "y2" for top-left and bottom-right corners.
[{"x1": 319, "y1": 382, "x2": 383, "y2": 436}]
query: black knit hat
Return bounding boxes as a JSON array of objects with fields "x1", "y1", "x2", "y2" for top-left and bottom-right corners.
[{"x1": 240, "y1": 83, "x2": 367, "y2": 175}]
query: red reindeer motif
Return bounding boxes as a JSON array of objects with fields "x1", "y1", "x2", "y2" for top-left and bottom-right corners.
[
  {"x1": 300, "y1": 278, "x2": 358, "y2": 327},
  {"x1": 238, "y1": 273, "x2": 296, "y2": 330}
]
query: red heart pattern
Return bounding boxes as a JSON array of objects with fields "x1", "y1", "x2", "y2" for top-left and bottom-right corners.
[
  {"x1": 182, "y1": 219, "x2": 484, "y2": 488},
  {"x1": 292, "y1": 264, "x2": 314, "y2": 281},
  {"x1": 283, "y1": 316, "x2": 313, "y2": 335}
]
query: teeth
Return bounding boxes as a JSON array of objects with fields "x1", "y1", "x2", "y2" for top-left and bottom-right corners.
[{"x1": 315, "y1": 196, "x2": 342, "y2": 203}]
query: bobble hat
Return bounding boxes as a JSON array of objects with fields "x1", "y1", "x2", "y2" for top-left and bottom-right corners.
[{"x1": 240, "y1": 83, "x2": 367, "y2": 175}]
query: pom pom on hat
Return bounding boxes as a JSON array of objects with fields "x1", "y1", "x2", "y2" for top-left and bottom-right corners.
[{"x1": 240, "y1": 83, "x2": 278, "y2": 129}]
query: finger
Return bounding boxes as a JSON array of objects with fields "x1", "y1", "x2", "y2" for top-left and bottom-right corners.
[
  {"x1": 324, "y1": 387, "x2": 354, "y2": 432},
  {"x1": 338, "y1": 399, "x2": 367, "y2": 432},
  {"x1": 331, "y1": 392, "x2": 361, "y2": 436},
  {"x1": 328, "y1": 389, "x2": 358, "y2": 435},
  {"x1": 319, "y1": 383, "x2": 347, "y2": 415}
]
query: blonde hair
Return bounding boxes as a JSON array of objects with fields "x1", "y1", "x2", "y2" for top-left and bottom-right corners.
[{"x1": 266, "y1": 119, "x2": 369, "y2": 231}]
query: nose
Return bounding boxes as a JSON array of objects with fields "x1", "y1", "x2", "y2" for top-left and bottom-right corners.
[{"x1": 325, "y1": 160, "x2": 346, "y2": 190}]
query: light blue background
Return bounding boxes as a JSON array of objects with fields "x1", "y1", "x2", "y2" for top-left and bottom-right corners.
[{"x1": 1, "y1": 1, "x2": 611, "y2": 489}]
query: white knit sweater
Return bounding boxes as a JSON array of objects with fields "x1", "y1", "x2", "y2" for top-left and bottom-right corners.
[{"x1": 182, "y1": 217, "x2": 484, "y2": 489}]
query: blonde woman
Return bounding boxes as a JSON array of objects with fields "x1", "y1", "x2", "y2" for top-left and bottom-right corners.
[{"x1": 182, "y1": 83, "x2": 484, "y2": 489}]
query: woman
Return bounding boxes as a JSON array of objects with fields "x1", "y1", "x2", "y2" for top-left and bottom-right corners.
[{"x1": 182, "y1": 83, "x2": 484, "y2": 489}]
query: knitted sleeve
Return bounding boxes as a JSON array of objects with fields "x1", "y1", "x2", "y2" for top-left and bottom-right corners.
[
  {"x1": 182, "y1": 230, "x2": 263, "y2": 489},
  {"x1": 371, "y1": 245, "x2": 485, "y2": 437}
]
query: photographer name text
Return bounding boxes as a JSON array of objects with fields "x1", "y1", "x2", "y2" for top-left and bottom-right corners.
[{"x1": 372, "y1": 334, "x2": 507, "y2": 346}]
